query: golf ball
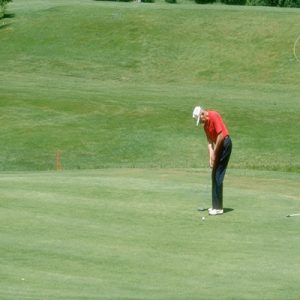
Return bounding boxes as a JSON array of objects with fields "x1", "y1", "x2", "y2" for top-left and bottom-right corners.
[{"x1": 202, "y1": 216, "x2": 205, "y2": 221}]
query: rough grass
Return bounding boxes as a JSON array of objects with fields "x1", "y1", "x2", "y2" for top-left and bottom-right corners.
[{"x1": 0, "y1": 0, "x2": 299, "y2": 171}]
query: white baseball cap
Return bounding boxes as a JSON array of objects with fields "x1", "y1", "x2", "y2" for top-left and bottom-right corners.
[{"x1": 192, "y1": 106, "x2": 203, "y2": 126}]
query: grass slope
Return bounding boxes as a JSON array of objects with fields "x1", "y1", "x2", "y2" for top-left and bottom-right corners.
[
  {"x1": 0, "y1": 0, "x2": 300, "y2": 171},
  {"x1": 1, "y1": 169, "x2": 300, "y2": 299}
]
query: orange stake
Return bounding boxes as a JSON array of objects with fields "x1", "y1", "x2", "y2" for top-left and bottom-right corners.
[{"x1": 56, "y1": 150, "x2": 63, "y2": 171}]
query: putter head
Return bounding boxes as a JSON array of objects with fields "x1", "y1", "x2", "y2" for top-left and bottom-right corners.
[{"x1": 198, "y1": 207, "x2": 207, "y2": 211}]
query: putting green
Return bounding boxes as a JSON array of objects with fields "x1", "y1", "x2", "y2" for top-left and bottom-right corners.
[{"x1": 1, "y1": 168, "x2": 299, "y2": 299}]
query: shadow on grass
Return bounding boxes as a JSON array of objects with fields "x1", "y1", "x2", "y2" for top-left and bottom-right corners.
[
  {"x1": 3, "y1": 13, "x2": 15, "y2": 19},
  {"x1": 197, "y1": 207, "x2": 234, "y2": 214},
  {"x1": 0, "y1": 13, "x2": 15, "y2": 30},
  {"x1": 0, "y1": 23, "x2": 11, "y2": 30}
]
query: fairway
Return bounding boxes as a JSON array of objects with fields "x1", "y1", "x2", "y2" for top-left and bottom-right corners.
[{"x1": 1, "y1": 169, "x2": 300, "y2": 299}]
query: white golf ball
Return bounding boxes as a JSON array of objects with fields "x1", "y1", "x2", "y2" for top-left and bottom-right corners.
[{"x1": 202, "y1": 216, "x2": 205, "y2": 221}]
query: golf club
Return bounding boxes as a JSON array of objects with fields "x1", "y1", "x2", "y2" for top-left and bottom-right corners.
[
  {"x1": 197, "y1": 207, "x2": 207, "y2": 211},
  {"x1": 286, "y1": 213, "x2": 300, "y2": 217}
]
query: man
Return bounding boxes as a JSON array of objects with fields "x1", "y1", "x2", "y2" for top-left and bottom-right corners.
[{"x1": 192, "y1": 106, "x2": 232, "y2": 216}]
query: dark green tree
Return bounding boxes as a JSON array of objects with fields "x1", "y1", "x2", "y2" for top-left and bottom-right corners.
[{"x1": 0, "y1": 0, "x2": 12, "y2": 18}]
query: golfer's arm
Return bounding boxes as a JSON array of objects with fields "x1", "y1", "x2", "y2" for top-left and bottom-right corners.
[
  {"x1": 207, "y1": 141, "x2": 214, "y2": 156},
  {"x1": 214, "y1": 132, "x2": 224, "y2": 155},
  {"x1": 207, "y1": 139, "x2": 215, "y2": 168}
]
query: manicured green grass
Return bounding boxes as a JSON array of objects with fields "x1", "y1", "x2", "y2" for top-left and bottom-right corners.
[
  {"x1": 0, "y1": 169, "x2": 299, "y2": 299},
  {"x1": 0, "y1": 0, "x2": 299, "y2": 171},
  {"x1": 0, "y1": 1, "x2": 300, "y2": 299}
]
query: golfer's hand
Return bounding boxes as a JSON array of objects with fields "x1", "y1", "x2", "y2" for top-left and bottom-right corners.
[{"x1": 209, "y1": 153, "x2": 215, "y2": 168}]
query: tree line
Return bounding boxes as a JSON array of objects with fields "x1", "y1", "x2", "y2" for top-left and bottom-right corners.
[
  {"x1": 1, "y1": 0, "x2": 299, "y2": 20},
  {"x1": 97, "y1": 0, "x2": 299, "y2": 7}
]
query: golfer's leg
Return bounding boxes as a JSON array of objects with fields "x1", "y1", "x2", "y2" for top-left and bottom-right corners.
[
  {"x1": 215, "y1": 166, "x2": 224, "y2": 209},
  {"x1": 214, "y1": 138, "x2": 232, "y2": 209},
  {"x1": 212, "y1": 168, "x2": 219, "y2": 209}
]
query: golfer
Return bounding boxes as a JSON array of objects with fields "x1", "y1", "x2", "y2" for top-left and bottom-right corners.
[{"x1": 192, "y1": 106, "x2": 232, "y2": 216}]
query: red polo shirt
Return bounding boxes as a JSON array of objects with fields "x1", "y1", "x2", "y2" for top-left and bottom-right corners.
[{"x1": 204, "y1": 111, "x2": 229, "y2": 143}]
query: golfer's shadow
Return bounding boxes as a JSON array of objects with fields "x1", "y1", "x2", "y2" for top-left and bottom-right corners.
[{"x1": 197, "y1": 208, "x2": 234, "y2": 213}]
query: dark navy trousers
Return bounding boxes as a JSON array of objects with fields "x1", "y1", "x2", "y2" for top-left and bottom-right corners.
[{"x1": 212, "y1": 136, "x2": 232, "y2": 210}]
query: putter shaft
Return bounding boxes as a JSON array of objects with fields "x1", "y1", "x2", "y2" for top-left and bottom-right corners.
[{"x1": 286, "y1": 213, "x2": 300, "y2": 217}]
